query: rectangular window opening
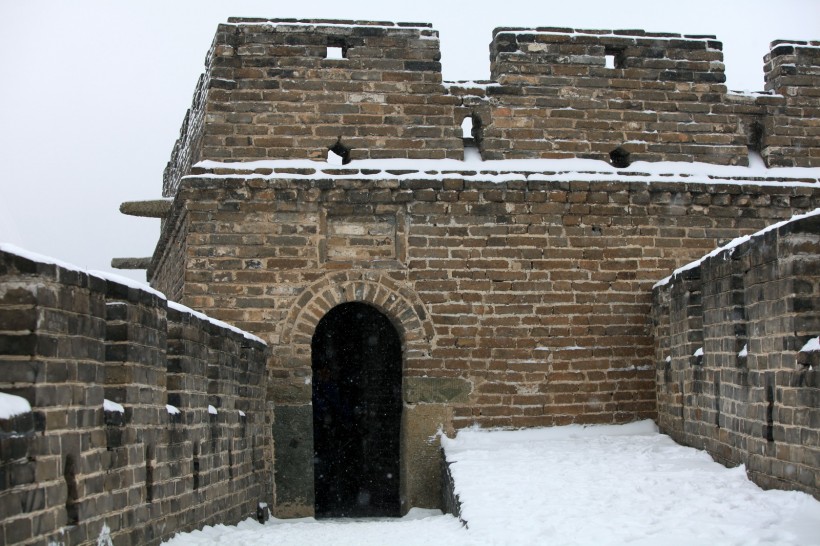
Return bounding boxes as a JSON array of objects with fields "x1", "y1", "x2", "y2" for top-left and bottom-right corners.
[
  {"x1": 604, "y1": 47, "x2": 626, "y2": 69},
  {"x1": 326, "y1": 46, "x2": 346, "y2": 60}
]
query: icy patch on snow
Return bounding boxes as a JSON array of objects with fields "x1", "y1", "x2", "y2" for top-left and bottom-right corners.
[
  {"x1": 103, "y1": 399, "x2": 125, "y2": 413},
  {"x1": 0, "y1": 392, "x2": 32, "y2": 419},
  {"x1": 166, "y1": 404, "x2": 181, "y2": 415},
  {"x1": 654, "y1": 207, "x2": 820, "y2": 288},
  {"x1": 801, "y1": 337, "x2": 820, "y2": 353}
]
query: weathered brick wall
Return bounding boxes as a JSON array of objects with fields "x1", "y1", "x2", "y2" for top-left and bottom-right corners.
[
  {"x1": 653, "y1": 212, "x2": 820, "y2": 498},
  {"x1": 163, "y1": 19, "x2": 460, "y2": 196},
  {"x1": 0, "y1": 254, "x2": 108, "y2": 545},
  {"x1": 151, "y1": 164, "x2": 820, "y2": 515},
  {"x1": 484, "y1": 29, "x2": 741, "y2": 164},
  {"x1": 763, "y1": 41, "x2": 820, "y2": 167},
  {"x1": 161, "y1": 21, "x2": 820, "y2": 197},
  {"x1": 164, "y1": 73, "x2": 210, "y2": 203},
  {"x1": 459, "y1": 33, "x2": 819, "y2": 167},
  {"x1": 0, "y1": 248, "x2": 270, "y2": 545},
  {"x1": 150, "y1": 200, "x2": 189, "y2": 302}
]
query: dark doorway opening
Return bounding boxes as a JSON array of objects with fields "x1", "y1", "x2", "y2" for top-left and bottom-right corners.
[{"x1": 312, "y1": 302, "x2": 402, "y2": 518}]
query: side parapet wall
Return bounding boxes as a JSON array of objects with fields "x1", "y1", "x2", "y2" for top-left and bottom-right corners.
[
  {"x1": 162, "y1": 21, "x2": 820, "y2": 196},
  {"x1": 652, "y1": 211, "x2": 820, "y2": 499},
  {"x1": 0, "y1": 248, "x2": 270, "y2": 546}
]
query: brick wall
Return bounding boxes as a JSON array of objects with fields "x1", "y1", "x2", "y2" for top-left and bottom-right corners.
[
  {"x1": 161, "y1": 21, "x2": 820, "y2": 196},
  {"x1": 653, "y1": 212, "x2": 819, "y2": 498},
  {"x1": 0, "y1": 248, "x2": 270, "y2": 545},
  {"x1": 763, "y1": 41, "x2": 820, "y2": 167},
  {"x1": 484, "y1": 29, "x2": 740, "y2": 164},
  {"x1": 150, "y1": 164, "x2": 820, "y2": 515},
  {"x1": 150, "y1": 200, "x2": 189, "y2": 302},
  {"x1": 162, "y1": 19, "x2": 461, "y2": 196}
]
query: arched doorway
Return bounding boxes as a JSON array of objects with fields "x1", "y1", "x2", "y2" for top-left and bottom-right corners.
[{"x1": 311, "y1": 302, "x2": 402, "y2": 517}]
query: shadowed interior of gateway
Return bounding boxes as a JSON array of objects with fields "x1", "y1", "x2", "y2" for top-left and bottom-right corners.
[{"x1": 311, "y1": 302, "x2": 403, "y2": 517}]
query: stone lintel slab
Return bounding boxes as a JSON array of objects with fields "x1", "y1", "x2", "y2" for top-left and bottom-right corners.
[
  {"x1": 111, "y1": 257, "x2": 152, "y2": 270},
  {"x1": 403, "y1": 377, "x2": 472, "y2": 404}
]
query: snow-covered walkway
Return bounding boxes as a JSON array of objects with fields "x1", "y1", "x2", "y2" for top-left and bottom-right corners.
[{"x1": 163, "y1": 421, "x2": 820, "y2": 545}]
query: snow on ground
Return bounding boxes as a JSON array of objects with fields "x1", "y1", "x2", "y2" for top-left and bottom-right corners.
[{"x1": 162, "y1": 420, "x2": 820, "y2": 546}]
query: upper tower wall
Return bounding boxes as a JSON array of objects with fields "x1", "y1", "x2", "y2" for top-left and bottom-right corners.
[
  {"x1": 490, "y1": 28, "x2": 725, "y2": 85},
  {"x1": 162, "y1": 21, "x2": 820, "y2": 197},
  {"x1": 163, "y1": 19, "x2": 462, "y2": 196},
  {"x1": 479, "y1": 28, "x2": 738, "y2": 164}
]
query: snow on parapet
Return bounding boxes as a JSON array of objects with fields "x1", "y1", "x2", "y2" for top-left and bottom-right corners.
[
  {"x1": 802, "y1": 337, "x2": 820, "y2": 353},
  {"x1": 654, "y1": 207, "x2": 820, "y2": 289},
  {"x1": 167, "y1": 301, "x2": 266, "y2": 345},
  {"x1": 103, "y1": 399, "x2": 125, "y2": 413},
  {"x1": 493, "y1": 28, "x2": 717, "y2": 42},
  {"x1": 88, "y1": 269, "x2": 167, "y2": 300},
  {"x1": 191, "y1": 158, "x2": 820, "y2": 187},
  {"x1": 0, "y1": 242, "x2": 90, "y2": 275},
  {"x1": 0, "y1": 392, "x2": 32, "y2": 420},
  {"x1": 224, "y1": 19, "x2": 433, "y2": 31},
  {"x1": 0, "y1": 243, "x2": 266, "y2": 347}
]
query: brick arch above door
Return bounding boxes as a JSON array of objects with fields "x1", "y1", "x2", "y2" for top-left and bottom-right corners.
[{"x1": 282, "y1": 270, "x2": 435, "y2": 363}]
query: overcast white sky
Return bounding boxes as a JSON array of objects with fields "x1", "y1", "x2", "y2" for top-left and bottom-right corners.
[{"x1": 1, "y1": 0, "x2": 818, "y2": 282}]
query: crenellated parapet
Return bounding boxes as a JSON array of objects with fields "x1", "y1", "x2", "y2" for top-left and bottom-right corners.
[
  {"x1": 161, "y1": 21, "x2": 820, "y2": 197},
  {"x1": 763, "y1": 40, "x2": 820, "y2": 167},
  {"x1": 162, "y1": 19, "x2": 461, "y2": 196}
]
